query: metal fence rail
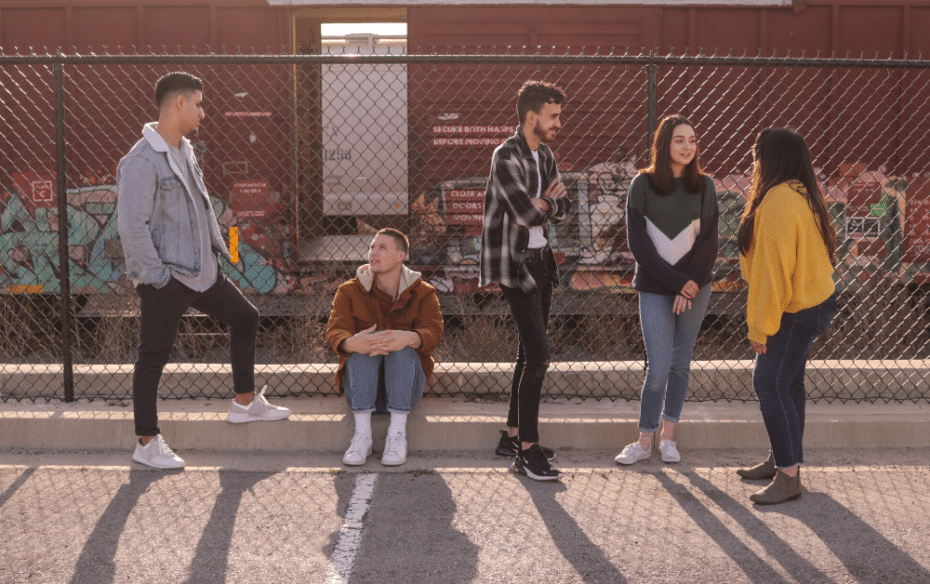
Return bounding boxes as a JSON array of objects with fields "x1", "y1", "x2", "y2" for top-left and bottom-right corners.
[{"x1": 1, "y1": 48, "x2": 929, "y2": 403}]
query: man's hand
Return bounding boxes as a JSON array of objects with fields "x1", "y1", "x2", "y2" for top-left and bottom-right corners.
[
  {"x1": 543, "y1": 180, "x2": 566, "y2": 200},
  {"x1": 531, "y1": 198, "x2": 552, "y2": 212},
  {"x1": 341, "y1": 325, "x2": 420, "y2": 356},
  {"x1": 750, "y1": 339, "x2": 767, "y2": 354}
]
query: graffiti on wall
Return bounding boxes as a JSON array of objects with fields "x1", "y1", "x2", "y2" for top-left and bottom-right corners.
[{"x1": 0, "y1": 175, "x2": 289, "y2": 295}]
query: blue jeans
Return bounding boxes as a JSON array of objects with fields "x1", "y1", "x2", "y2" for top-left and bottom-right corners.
[
  {"x1": 753, "y1": 294, "x2": 837, "y2": 469},
  {"x1": 342, "y1": 347, "x2": 426, "y2": 413},
  {"x1": 637, "y1": 284, "x2": 712, "y2": 433}
]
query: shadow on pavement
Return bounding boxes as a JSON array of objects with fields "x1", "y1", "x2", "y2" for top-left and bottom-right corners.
[
  {"x1": 69, "y1": 469, "x2": 180, "y2": 584},
  {"x1": 0, "y1": 466, "x2": 36, "y2": 509},
  {"x1": 519, "y1": 476, "x2": 628, "y2": 584},
  {"x1": 351, "y1": 472, "x2": 479, "y2": 583},
  {"x1": 182, "y1": 470, "x2": 278, "y2": 584},
  {"x1": 773, "y1": 488, "x2": 930, "y2": 583},
  {"x1": 657, "y1": 469, "x2": 827, "y2": 584}
]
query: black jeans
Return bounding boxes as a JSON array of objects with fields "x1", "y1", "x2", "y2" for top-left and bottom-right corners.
[
  {"x1": 133, "y1": 273, "x2": 259, "y2": 436},
  {"x1": 500, "y1": 254, "x2": 552, "y2": 444}
]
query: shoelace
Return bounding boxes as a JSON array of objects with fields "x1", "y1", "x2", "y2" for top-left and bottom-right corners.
[
  {"x1": 154, "y1": 437, "x2": 176, "y2": 457},
  {"x1": 384, "y1": 434, "x2": 404, "y2": 455},
  {"x1": 348, "y1": 435, "x2": 370, "y2": 456}
]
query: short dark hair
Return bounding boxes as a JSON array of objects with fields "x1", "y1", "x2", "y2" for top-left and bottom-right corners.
[
  {"x1": 375, "y1": 228, "x2": 409, "y2": 253},
  {"x1": 155, "y1": 72, "x2": 203, "y2": 111},
  {"x1": 516, "y1": 81, "x2": 565, "y2": 125}
]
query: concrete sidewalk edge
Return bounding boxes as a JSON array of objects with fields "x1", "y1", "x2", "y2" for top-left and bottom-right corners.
[{"x1": 1, "y1": 397, "x2": 927, "y2": 453}]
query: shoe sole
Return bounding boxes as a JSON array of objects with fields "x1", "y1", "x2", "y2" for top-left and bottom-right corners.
[
  {"x1": 343, "y1": 445, "x2": 373, "y2": 466},
  {"x1": 132, "y1": 452, "x2": 185, "y2": 470},
  {"x1": 381, "y1": 457, "x2": 406, "y2": 466},
  {"x1": 226, "y1": 411, "x2": 291, "y2": 423},
  {"x1": 511, "y1": 462, "x2": 563, "y2": 481},
  {"x1": 496, "y1": 446, "x2": 558, "y2": 462},
  {"x1": 615, "y1": 456, "x2": 650, "y2": 465},
  {"x1": 751, "y1": 492, "x2": 802, "y2": 505},
  {"x1": 495, "y1": 446, "x2": 518, "y2": 457}
]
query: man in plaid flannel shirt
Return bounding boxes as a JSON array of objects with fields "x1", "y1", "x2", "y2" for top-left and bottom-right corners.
[{"x1": 480, "y1": 80, "x2": 573, "y2": 481}]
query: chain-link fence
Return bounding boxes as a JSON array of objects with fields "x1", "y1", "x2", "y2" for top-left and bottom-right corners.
[{"x1": 2, "y1": 48, "x2": 929, "y2": 403}]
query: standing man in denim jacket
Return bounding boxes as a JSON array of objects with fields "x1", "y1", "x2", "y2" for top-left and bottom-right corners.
[
  {"x1": 117, "y1": 72, "x2": 290, "y2": 469},
  {"x1": 480, "y1": 80, "x2": 573, "y2": 481}
]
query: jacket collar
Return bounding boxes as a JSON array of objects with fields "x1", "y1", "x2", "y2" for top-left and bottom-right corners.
[
  {"x1": 514, "y1": 126, "x2": 534, "y2": 159},
  {"x1": 355, "y1": 263, "x2": 422, "y2": 296},
  {"x1": 142, "y1": 122, "x2": 193, "y2": 157}
]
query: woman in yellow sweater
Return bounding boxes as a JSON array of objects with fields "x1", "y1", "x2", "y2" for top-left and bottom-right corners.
[{"x1": 736, "y1": 128, "x2": 837, "y2": 505}]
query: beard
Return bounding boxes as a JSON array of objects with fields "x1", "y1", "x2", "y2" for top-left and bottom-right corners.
[{"x1": 533, "y1": 119, "x2": 557, "y2": 144}]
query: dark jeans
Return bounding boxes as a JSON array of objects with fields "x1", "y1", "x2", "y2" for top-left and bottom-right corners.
[
  {"x1": 133, "y1": 273, "x2": 259, "y2": 436},
  {"x1": 500, "y1": 254, "x2": 552, "y2": 444},
  {"x1": 753, "y1": 293, "x2": 837, "y2": 469}
]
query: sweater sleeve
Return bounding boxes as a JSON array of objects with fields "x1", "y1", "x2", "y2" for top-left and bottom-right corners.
[
  {"x1": 744, "y1": 200, "x2": 800, "y2": 344},
  {"x1": 626, "y1": 175, "x2": 691, "y2": 294},
  {"x1": 685, "y1": 176, "x2": 720, "y2": 285}
]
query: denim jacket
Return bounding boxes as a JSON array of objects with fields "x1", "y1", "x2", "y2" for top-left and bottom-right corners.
[{"x1": 117, "y1": 123, "x2": 230, "y2": 288}]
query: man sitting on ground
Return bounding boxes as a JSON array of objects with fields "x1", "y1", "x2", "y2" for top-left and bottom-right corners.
[{"x1": 326, "y1": 228, "x2": 444, "y2": 466}]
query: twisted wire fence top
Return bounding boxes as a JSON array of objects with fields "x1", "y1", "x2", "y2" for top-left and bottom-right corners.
[{"x1": 1, "y1": 48, "x2": 929, "y2": 403}]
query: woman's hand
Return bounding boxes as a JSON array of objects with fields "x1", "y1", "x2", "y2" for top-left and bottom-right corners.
[
  {"x1": 680, "y1": 280, "x2": 699, "y2": 300},
  {"x1": 673, "y1": 294, "x2": 691, "y2": 315},
  {"x1": 750, "y1": 339, "x2": 767, "y2": 354}
]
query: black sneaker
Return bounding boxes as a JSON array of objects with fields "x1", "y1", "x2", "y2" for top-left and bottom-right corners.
[
  {"x1": 512, "y1": 444, "x2": 563, "y2": 481},
  {"x1": 495, "y1": 430, "x2": 556, "y2": 461}
]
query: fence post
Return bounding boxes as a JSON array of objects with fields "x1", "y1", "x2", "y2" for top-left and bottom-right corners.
[
  {"x1": 54, "y1": 56, "x2": 74, "y2": 402},
  {"x1": 645, "y1": 59, "x2": 657, "y2": 154}
]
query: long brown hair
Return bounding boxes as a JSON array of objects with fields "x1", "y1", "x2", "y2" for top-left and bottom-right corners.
[
  {"x1": 641, "y1": 114, "x2": 704, "y2": 195},
  {"x1": 736, "y1": 128, "x2": 836, "y2": 262}
]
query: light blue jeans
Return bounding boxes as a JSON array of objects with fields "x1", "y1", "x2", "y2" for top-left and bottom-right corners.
[
  {"x1": 342, "y1": 347, "x2": 426, "y2": 413},
  {"x1": 637, "y1": 284, "x2": 712, "y2": 433}
]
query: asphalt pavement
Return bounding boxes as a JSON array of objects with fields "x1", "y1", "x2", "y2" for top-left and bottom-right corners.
[{"x1": 1, "y1": 447, "x2": 928, "y2": 584}]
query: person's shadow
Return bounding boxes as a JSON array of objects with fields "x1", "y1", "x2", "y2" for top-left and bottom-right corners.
[
  {"x1": 347, "y1": 472, "x2": 479, "y2": 583},
  {"x1": 656, "y1": 469, "x2": 826, "y2": 584},
  {"x1": 519, "y1": 478, "x2": 628, "y2": 584},
  {"x1": 182, "y1": 470, "x2": 277, "y2": 584},
  {"x1": 773, "y1": 489, "x2": 930, "y2": 583},
  {"x1": 69, "y1": 469, "x2": 180, "y2": 584},
  {"x1": 660, "y1": 469, "x2": 930, "y2": 584}
]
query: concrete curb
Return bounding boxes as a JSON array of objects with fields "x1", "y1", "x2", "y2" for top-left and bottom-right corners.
[
  {"x1": 2, "y1": 360, "x2": 929, "y2": 401},
  {"x1": 1, "y1": 396, "x2": 927, "y2": 453}
]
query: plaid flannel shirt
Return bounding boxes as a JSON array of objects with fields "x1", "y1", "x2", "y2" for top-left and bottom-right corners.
[{"x1": 479, "y1": 127, "x2": 573, "y2": 293}]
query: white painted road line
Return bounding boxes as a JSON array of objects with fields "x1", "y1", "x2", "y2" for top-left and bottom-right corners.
[{"x1": 324, "y1": 472, "x2": 378, "y2": 584}]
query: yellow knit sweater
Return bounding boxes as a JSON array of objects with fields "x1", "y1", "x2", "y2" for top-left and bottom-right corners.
[{"x1": 739, "y1": 181, "x2": 835, "y2": 344}]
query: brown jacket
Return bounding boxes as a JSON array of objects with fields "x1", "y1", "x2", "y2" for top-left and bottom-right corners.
[{"x1": 326, "y1": 264, "x2": 444, "y2": 391}]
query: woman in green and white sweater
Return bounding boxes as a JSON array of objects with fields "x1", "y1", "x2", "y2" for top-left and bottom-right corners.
[{"x1": 616, "y1": 115, "x2": 719, "y2": 465}]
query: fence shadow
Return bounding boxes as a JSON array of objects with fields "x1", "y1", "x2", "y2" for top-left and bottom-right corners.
[
  {"x1": 655, "y1": 469, "x2": 828, "y2": 584},
  {"x1": 69, "y1": 469, "x2": 180, "y2": 584},
  {"x1": 182, "y1": 470, "x2": 278, "y2": 584},
  {"x1": 518, "y1": 476, "x2": 628, "y2": 584}
]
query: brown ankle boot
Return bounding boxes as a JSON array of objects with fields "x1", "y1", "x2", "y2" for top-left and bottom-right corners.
[
  {"x1": 749, "y1": 469, "x2": 802, "y2": 505},
  {"x1": 736, "y1": 452, "x2": 776, "y2": 480}
]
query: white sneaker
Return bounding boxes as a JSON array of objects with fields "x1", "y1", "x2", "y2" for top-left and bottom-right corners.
[
  {"x1": 132, "y1": 435, "x2": 185, "y2": 469},
  {"x1": 381, "y1": 431, "x2": 407, "y2": 466},
  {"x1": 343, "y1": 434, "x2": 373, "y2": 466},
  {"x1": 659, "y1": 439, "x2": 681, "y2": 463},
  {"x1": 227, "y1": 385, "x2": 291, "y2": 423},
  {"x1": 614, "y1": 442, "x2": 651, "y2": 465}
]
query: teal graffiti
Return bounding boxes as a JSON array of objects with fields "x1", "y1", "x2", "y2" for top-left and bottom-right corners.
[{"x1": 0, "y1": 186, "x2": 285, "y2": 295}]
